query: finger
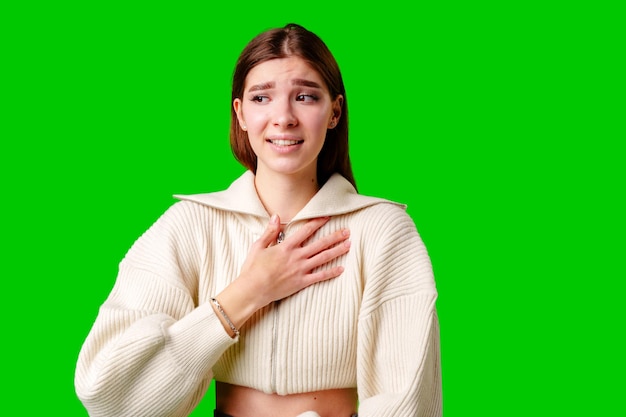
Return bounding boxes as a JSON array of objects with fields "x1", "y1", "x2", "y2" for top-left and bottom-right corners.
[
  {"x1": 304, "y1": 228, "x2": 350, "y2": 257},
  {"x1": 305, "y1": 265, "x2": 346, "y2": 285},
  {"x1": 254, "y1": 214, "x2": 281, "y2": 249},
  {"x1": 296, "y1": 412, "x2": 322, "y2": 417},
  {"x1": 306, "y1": 239, "x2": 351, "y2": 270},
  {"x1": 286, "y1": 217, "x2": 330, "y2": 247}
]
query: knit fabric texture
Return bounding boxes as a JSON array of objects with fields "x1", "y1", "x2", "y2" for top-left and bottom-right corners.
[{"x1": 75, "y1": 171, "x2": 442, "y2": 416}]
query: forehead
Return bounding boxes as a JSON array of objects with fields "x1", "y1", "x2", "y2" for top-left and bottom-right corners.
[{"x1": 244, "y1": 57, "x2": 326, "y2": 89}]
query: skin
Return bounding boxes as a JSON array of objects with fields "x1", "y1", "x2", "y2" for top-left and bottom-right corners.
[
  {"x1": 234, "y1": 57, "x2": 344, "y2": 222},
  {"x1": 212, "y1": 57, "x2": 357, "y2": 415}
]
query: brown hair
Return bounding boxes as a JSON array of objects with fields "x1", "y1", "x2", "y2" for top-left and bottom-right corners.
[{"x1": 230, "y1": 23, "x2": 356, "y2": 189}]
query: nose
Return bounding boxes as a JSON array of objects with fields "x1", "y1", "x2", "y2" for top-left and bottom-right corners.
[{"x1": 273, "y1": 99, "x2": 298, "y2": 128}]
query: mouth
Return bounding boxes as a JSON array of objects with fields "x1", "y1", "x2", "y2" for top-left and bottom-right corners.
[{"x1": 267, "y1": 138, "x2": 304, "y2": 147}]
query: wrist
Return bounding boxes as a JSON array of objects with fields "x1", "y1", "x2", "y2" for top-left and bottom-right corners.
[
  {"x1": 214, "y1": 278, "x2": 265, "y2": 331},
  {"x1": 210, "y1": 298, "x2": 239, "y2": 338}
]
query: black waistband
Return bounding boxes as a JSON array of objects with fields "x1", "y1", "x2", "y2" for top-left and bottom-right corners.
[{"x1": 214, "y1": 411, "x2": 357, "y2": 417}]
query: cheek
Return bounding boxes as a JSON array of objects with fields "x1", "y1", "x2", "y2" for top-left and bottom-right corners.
[
  {"x1": 301, "y1": 106, "x2": 329, "y2": 125},
  {"x1": 311, "y1": 112, "x2": 332, "y2": 134},
  {"x1": 243, "y1": 109, "x2": 268, "y2": 130}
]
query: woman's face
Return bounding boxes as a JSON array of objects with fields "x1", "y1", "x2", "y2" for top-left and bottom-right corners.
[{"x1": 234, "y1": 56, "x2": 342, "y2": 181}]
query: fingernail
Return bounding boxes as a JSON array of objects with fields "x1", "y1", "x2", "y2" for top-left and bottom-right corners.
[
  {"x1": 342, "y1": 228, "x2": 350, "y2": 237},
  {"x1": 270, "y1": 214, "x2": 278, "y2": 224},
  {"x1": 344, "y1": 240, "x2": 351, "y2": 248}
]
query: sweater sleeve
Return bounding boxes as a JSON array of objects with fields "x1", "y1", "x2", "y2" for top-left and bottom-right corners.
[
  {"x1": 357, "y1": 205, "x2": 442, "y2": 417},
  {"x1": 75, "y1": 202, "x2": 237, "y2": 417}
]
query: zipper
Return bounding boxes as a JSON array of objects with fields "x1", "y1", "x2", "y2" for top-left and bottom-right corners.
[
  {"x1": 270, "y1": 221, "x2": 292, "y2": 391},
  {"x1": 277, "y1": 220, "x2": 290, "y2": 244},
  {"x1": 270, "y1": 299, "x2": 281, "y2": 391}
]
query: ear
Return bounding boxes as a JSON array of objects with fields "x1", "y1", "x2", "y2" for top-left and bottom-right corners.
[
  {"x1": 233, "y1": 98, "x2": 247, "y2": 130},
  {"x1": 329, "y1": 94, "x2": 344, "y2": 129}
]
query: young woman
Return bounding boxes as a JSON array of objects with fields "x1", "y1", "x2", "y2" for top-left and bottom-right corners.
[{"x1": 75, "y1": 23, "x2": 441, "y2": 417}]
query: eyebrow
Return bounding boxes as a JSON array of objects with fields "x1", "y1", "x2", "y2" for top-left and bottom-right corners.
[
  {"x1": 247, "y1": 79, "x2": 323, "y2": 92},
  {"x1": 248, "y1": 82, "x2": 274, "y2": 92},
  {"x1": 291, "y1": 78, "x2": 323, "y2": 89}
]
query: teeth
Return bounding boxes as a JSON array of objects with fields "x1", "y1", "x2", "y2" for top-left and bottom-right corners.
[{"x1": 270, "y1": 139, "x2": 301, "y2": 146}]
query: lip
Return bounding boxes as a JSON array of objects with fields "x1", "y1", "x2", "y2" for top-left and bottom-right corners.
[
  {"x1": 266, "y1": 134, "x2": 304, "y2": 153},
  {"x1": 266, "y1": 134, "x2": 303, "y2": 142}
]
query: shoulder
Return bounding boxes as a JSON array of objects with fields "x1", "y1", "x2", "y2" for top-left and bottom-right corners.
[
  {"x1": 158, "y1": 199, "x2": 216, "y2": 226},
  {"x1": 350, "y1": 200, "x2": 429, "y2": 270},
  {"x1": 171, "y1": 171, "x2": 268, "y2": 218},
  {"x1": 352, "y1": 200, "x2": 417, "y2": 236},
  {"x1": 357, "y1": 200, "x2": 410, "y2": 219},
  {"x1": 138, "y1": 199, "x2": 231, "y2": 247}
]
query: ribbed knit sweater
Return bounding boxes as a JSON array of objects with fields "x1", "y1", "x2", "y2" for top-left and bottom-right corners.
[{"x1": 75, "y1": 171, "x2": 442, "y2": 416}]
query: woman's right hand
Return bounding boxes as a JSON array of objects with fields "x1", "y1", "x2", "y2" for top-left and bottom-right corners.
[{"x1": 213, "y1": 214, "x2": 351, "y2": 334}]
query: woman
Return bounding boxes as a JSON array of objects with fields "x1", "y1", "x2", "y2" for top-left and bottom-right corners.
[{"x1": 75, "y1": 23, "x2": 441, "y2": 417}]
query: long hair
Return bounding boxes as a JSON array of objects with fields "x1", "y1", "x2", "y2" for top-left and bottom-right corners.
[{"x1": 230, "y1": 23, "x2": 356, "y2": 189}]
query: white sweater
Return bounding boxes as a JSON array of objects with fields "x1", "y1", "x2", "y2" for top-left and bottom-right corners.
[{"x1": 75, "y1": 171, "x2": 442, "y2": 416}]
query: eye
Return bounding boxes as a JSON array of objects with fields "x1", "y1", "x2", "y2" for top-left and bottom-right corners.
[
  {"x1": 250, "y1": 95, "x2": 269, "y2": 103},
  {"x1": 296, "y1": 94, "x2": 319, "y2": 103}
]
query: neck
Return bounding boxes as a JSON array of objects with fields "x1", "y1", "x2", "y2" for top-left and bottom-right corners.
[{"x1": 254, "y1": 169, "x2": 319, "y2": 223}]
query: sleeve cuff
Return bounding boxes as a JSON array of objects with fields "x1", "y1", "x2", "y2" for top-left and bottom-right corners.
[{"x1": 165, "y1": 301, "x2": 238, "y2": 379}]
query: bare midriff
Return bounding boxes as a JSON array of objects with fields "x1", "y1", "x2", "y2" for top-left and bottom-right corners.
[{"x1": 216, "y1": 382, "x2": 358, "y2": 417}]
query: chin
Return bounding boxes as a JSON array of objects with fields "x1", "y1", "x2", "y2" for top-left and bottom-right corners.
[{"x1": 264, "y1": 163, "x2": 317, "y2": 178}]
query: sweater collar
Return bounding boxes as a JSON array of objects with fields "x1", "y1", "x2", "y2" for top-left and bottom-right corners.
[{"x1": 174, "y1": 171, "x2": 405, "y2": 221}]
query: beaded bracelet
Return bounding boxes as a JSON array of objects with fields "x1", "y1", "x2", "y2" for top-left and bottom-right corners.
[{"x1": 210, "y1": 298, "x2": 240, "y2": 337}]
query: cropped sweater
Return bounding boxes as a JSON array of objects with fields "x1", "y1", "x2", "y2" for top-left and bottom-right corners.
[{"x1": 75, "y1": 171, "x2": 442, "y2": 417}]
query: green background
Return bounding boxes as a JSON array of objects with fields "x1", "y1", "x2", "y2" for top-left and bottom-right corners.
[{"x1": 2, "y1": 1, "x2": 623, "y2": 415}]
